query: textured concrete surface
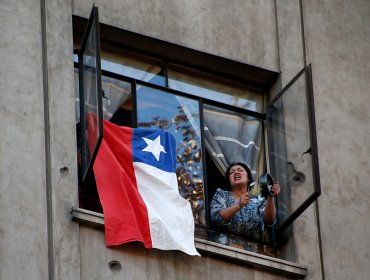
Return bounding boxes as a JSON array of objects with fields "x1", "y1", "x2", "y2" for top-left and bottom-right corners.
[
  {"x1": 73, "y1": 0, "x2": 280, "y2": 72},
  {"x1": 276, "y1": 0, "x2": 305, "y2": 87},
  {"x1": 72, "y1": 207, "x2": 308, "y2": 278},
  {"x1": 303, "y1": 0, "x2": 370, "y2": 279},
  {"x1": 43, "y1": 0, "x2": 81, "y2": 279},
  {"x1": 1, "y1": 0, "x2": 369, "y2": 279},
  {"x1": 0, "y1": 1, "x2": 48, "y2": 279},
  {"x1": 79, "y1": 225, "x2": 294, "y2": 280},
  {"x1": 275, "y1": 3, "x2": 323, "y2": 278},
  {"x1": 0, "y1": 1, "x2": 80, "y2": 279}
]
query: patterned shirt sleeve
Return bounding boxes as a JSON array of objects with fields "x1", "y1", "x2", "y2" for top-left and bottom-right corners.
[
  {"x1": 210, "y1": 188, "x2": 267, "y2": 240},
  {"x1": 210, "y1": 188, "x2": 232, "y2": 226}
]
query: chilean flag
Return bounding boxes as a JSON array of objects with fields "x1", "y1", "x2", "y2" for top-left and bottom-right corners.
[{"x1": 92, "y1": 120, "x2": 199, "y2": 256}]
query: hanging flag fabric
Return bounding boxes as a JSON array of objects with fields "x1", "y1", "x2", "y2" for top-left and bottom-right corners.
[{"x1": 92, "y1": 120, "x2": 200, "y2": 256}]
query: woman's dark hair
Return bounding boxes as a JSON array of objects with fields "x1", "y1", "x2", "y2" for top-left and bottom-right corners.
[{"x1": 224, "y1": 162, "x2": 254, "y2": 191}]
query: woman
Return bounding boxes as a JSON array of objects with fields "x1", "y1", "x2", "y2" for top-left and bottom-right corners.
[{"x1": 210, "y1": 162, "x2": 280, "y2": 241}]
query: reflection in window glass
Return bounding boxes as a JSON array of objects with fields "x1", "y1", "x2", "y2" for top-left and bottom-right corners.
[
  {"x1": 168, "y1": 65, "x2": 263, "y2": 112},
  {"x1": 80, "y1": 18, "x2": 102, "y2": 181},
  {"x1": 268, "y1": 71, "x2": 314, "y2": 229},
  {"x1": 101, "y1": 76, "x2": 131, "y2": 121},
  {"x1": 74, "y1": 68, "x2": 80, "y2": 122},
  {"x1": 203, "y1": 104, "x2": 264, "y2": 178},
  {"x1": 136, "y1": 85, "x2": 206, "y2": 226},
  {"x1": 75, "y1": 72, "x2": 132, "y2": 123},
  {"x1": 101, "y1": 45, "x2": 165, "y2": 86}
]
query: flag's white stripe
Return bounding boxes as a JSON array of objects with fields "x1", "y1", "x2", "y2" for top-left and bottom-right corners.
[{"x1": 133, "y1": 162, "x2": 200, "y2": 256}]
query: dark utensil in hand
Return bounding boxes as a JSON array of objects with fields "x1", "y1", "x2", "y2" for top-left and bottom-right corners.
[{"x1": 259, "y1": 173, "x2": 275, "y2": 197}]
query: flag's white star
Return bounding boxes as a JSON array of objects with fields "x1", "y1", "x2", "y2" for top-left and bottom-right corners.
[{"x1": 142, "y1": 135, "x2": 166, "y2": 161}]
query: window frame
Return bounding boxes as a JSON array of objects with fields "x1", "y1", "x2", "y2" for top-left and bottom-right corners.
[
  {"x1": 73, "y1": 12, "x2": 321, "y2": 246},
  {"x1": 266, "y1": 65, "x2": 321, "y2": 235},
  {"x1": 77, "y1": 5, "x2": 103, "y2": 183}
]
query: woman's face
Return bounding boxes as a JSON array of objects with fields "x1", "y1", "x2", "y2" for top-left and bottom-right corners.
[{"x1": 229, "y1": 165, "x2": 249, "y2": 188}]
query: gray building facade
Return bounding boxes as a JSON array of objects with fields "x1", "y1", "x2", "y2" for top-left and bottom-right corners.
[{"x1": 0, "y1": 0, "x2": 369, "y2": 279}]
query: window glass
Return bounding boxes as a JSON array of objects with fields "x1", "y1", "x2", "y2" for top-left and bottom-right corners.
[
  {"x1": 74, "y1": 71, "x2": 132, "y2": 212},
  {"x1": 168, "y1": 65, "x2": 263, "y2": 112},
  {"x1": 101, "y1": 76, "x2": 131, "y2": 121},
  {"x1": 203, "y1": 104, "x2": 265, "y2": 231},
  {"x1": 101, "y1": 45, "x2": 165, "y2": 86},
  {"x1": 136, "y1": 85, "x2": 206, "y2": 226},
  {"x1": 74, "y1": 68, "x2": 80, "y2": 122},
  {"x1": 267, "y1": 68, "x2": 317, "y2": 232},
  {"x1": 75, "y1": 72, "x2": 132, "y2": 123},
  {"x1": 78, "y1": 9, "x2": 103, "y2": 182},
  {"x1": 203, "y1": 104, "x2": 264, "y2": 177}
]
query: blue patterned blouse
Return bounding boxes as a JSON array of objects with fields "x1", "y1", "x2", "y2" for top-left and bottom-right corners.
[{"x1": 210, "y1": 188, "x2": 267, "y2": 240}]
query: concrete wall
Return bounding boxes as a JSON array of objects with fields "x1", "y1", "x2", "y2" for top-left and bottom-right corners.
[
  {"x1": 78, "y1": 225, "x2": 295, "y2": 280},
  {"x1": 275, "y1": 1, "x2": 322, "y2": 279},
  {"x1": 276, "y1": 1, "x2": 370, "y2": 279},
  {"x1": 72, "y1": 0, "x2": 280, "y2": 72},
  {"x1": 0, "y1": 0, "x2": 80, "y2": 279},
  {"x1": 0, "y1": 1, "x2": 49, "y2": 279},
  {"x1": 302, "y1": 1, "x2": 370, "y2": 279},
  {"x1": 71, "y1": 0, "x2": 370, "y2": 279},
  {"x1": 1, "y1": 0, "x2": 369, "y2": 279},
  {"x1": 42, "y1": 0, "x2": 81, "y2": 279}
]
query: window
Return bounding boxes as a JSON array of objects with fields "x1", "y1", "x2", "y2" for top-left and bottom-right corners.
[
  {"x1": 267, "y1": 66, "x2": 321, "y2": 235},
  {"x1": 74, "y1": 7, "x2": 321, "y2": 254},
  {"x1": 77, "y1": 6, "x2": 103, "y2": 183}
]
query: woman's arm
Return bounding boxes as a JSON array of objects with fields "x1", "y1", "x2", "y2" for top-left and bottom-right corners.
[
  {"x1": 263, "y1": 183, "x2": 280, "y2": 225},
  {"x1": 220, "y1": 193, "x2": 250, "y2": 222},
  {"x1": 263, "y1": 196, "x2": 276, "y2": 225}
]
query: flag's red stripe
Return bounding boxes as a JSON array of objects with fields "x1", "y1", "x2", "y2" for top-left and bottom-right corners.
[{"x1": 93, "y1": 121, "x2": 152, "y2": 248}]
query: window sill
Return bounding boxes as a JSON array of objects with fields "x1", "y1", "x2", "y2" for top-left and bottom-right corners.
[{"x1": 71, "y1": 207, "x2": 307, "y2": 278}]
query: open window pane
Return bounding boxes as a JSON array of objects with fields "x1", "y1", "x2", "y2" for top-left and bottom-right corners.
[
  {"x1": 267, "y1": 65, "x2": 320, "y2": 234},
  {"x1": 78, "y1": 6, "x2": 103, "y2": 182},
  {"x1": 136, "y1": 85, "x2": 206, "y2": 226}
]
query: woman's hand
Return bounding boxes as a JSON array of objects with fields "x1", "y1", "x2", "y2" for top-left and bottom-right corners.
[
  {"x1": 270, "y1": 183, "x2": 281, "y2": 196},
  {"x1": 264, "y1": 183, "x2": 280, "y2": 224},
  {"x1": 238, "y1": 193, "x2": 250, "y2": 209},
  {"x1": 220, "y1": 192, "x2": 250, "y2": 222}
]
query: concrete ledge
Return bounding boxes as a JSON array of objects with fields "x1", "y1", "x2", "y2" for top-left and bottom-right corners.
[
  {"x1": 195, "y1": 238, "x2": 307, "y2": 278},
  {"x1": 71, "y1": 207, "x2": 307, "y2": 278}
]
